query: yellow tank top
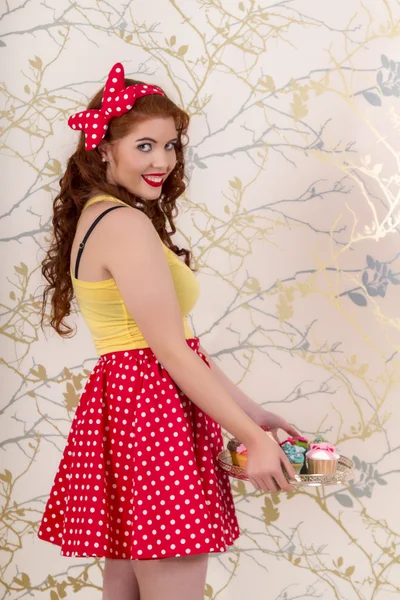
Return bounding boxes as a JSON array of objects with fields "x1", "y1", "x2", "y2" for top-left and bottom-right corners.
[{"x1": 71, "y1": 195, "x2": 200, "y2": 355}]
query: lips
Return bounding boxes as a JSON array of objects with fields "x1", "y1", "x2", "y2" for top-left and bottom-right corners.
[{"x1": 141, "y1": 174, "x2": 166, "y2": 188}]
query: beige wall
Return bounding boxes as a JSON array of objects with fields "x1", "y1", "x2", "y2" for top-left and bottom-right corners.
[{"x1": 1, "y1": 1, "x2": 400, "y2": 598}]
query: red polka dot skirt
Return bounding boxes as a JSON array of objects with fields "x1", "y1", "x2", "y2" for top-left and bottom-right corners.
[{"x1": 38, "y1": 338, "x2": 240, "y2": 560}]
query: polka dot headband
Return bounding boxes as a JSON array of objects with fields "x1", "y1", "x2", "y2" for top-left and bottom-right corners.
[{"x1": 68, "y1": 62, "x2": 165, "y2": 151}]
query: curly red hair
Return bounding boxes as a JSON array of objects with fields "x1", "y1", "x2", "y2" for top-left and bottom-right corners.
[{"x1": 41, "y1": 79, "x2": 192, "y2": 337}]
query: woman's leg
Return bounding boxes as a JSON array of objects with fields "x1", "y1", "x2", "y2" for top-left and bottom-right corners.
[
  {"x1": 132, "y1": 554, "x2": 209, "y2": 600},
  {"x1": 102, "y1": 558, "x2": 140, "y2": 600}
]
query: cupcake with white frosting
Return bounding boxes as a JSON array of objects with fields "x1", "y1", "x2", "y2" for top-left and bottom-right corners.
[{"x1": 306, "y1": 442, "x2": 340, "y2": 474}]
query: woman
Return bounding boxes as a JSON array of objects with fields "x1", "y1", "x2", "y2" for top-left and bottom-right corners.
[{"x1": 39, "y1": 62, "x2": 300, "y2": 600}]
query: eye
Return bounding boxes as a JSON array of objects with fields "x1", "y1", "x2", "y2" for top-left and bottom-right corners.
[
  {"x1": 165, "y1": 142, "x2": 177, "y2": 151},
  {"x1": 137, "y1": 143, "x2": 152, "y2": 152}
]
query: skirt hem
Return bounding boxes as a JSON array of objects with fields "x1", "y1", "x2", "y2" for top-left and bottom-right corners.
[{"x1": 38, "y1": 531, "x2": 241, "y2": 561}]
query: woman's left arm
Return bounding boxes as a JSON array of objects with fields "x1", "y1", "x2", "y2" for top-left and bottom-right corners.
[{"x1": 199, "y1": 344, "x2": 300, "y2": 441}]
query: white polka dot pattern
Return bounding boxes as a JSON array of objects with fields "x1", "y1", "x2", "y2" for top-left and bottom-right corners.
[
  {"x1": 67, "y1": 62, "x2": 165, "y2": 151},
  {"x1": 38, "y1": 338, "x2": 240, "y2": 560}
]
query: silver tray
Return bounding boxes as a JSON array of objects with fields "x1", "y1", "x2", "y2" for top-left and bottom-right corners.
[{"x1": 218, "y1": 449, "x2": 355, "y2": 488}]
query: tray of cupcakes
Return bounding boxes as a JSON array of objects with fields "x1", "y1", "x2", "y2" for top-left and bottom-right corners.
[{"x1": 218, "y1": 429, "x2": 355, "y2": 487}]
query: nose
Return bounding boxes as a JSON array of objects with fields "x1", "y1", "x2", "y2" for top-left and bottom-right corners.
[{"x1": 150, "y1": 148, "x2": 175, "y2": 172}]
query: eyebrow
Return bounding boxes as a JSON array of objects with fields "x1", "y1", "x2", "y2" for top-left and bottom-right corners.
[{"x1": 135, "y1": 137, "x2": 178, "y2": 143}]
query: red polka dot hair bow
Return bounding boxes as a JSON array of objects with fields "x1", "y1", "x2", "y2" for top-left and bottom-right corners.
[{"x1": 68, "y1": 62, "x2": 165, "y2": 151}]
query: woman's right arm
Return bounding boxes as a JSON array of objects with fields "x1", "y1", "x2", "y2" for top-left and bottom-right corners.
[{"x1": 101, "y1": 208, "x2": 296, "y2": 492}]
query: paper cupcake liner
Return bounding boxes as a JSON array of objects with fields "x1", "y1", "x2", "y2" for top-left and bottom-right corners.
[
  {"x1": 307, "y1": 458, "x2": 338, "y2": 474},
  {"x1": 229, "y1": 451, "x2": 248, "y2": 469},
  {"x1": 291, "y1": 462, "x2": 304, "y2": 474}
]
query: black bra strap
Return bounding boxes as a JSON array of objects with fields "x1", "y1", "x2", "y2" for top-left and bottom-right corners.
[{"x1": 74, "y1": 205, "x2": 125, "y2": 279}]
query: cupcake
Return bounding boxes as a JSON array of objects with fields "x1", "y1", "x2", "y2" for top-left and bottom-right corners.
[
  {"x1": 280, "y1": 436, "x2": 310, "y2": 450},
  {"x1": 280, "y1": 442, "x2": 306, "y2": 474},
  {"x1": 306, "y1": 442, "x2": 339, "y2": 474},
  {"x1": 233, "y1": 443, "x2": 248, "y2": 468},
  {"x1": 312, "y1": 435, "x2": 329, "y2": 444},
  {"x1": 227, "y1": 438, "x2": 244, "y2": 467}
]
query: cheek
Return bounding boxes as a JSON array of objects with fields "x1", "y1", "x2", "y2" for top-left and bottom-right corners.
[
  {"x1": 119, "y1": 155, "x2": 147, "y2": 178},
  {"x1": 169, "y1": 152, "x2": 177, "y2": 170}
]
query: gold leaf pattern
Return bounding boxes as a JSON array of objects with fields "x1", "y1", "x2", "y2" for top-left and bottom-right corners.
[{"x1": 1, "y1": 0, "x2": 400, "y2": 598}]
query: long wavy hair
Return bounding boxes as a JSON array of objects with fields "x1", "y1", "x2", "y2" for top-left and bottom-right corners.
[{"x1": 41, "y1": 78, "x2": 192, "y2": 337}]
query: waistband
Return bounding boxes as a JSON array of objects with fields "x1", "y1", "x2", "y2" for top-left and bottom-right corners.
[{"x1": 98, "y1": 337, "x2": 200, "y2": 364}]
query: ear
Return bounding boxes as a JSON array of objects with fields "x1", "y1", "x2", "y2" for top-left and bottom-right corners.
[{"x1": 98, "y1": 142, "x2": 113, "y2": 163}]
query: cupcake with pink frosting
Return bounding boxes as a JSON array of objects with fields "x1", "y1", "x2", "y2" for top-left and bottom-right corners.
[
  {"x1": 234, "y1": 443, "x2": 248, "y2": 468},
  {"x1": 306, "y1": 442, "x2": 340, "y2": 474}
]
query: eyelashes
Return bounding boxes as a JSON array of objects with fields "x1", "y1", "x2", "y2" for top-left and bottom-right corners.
[{"x1": 137, "y1": 142, "x2": 177, "y2": 152}]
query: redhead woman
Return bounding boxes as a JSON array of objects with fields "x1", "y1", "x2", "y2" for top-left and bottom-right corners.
[{"x1": 39, "y1": 62, "x2": 300, "y2": 600}]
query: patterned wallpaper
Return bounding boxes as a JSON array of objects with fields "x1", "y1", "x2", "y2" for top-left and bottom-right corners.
[{"x1": 1, "y1": 1, "x2": 400, "y2": 599}]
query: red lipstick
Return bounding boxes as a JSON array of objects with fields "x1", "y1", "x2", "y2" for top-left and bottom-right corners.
[{"x1": 141, "y1": 173, "x2": 166, "y2": 188}]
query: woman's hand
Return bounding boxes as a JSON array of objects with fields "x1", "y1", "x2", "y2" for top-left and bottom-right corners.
[
  {"x1": 254, "y1": 409, "x2": 300, "y2": 443},
  {"x1": 246, "y1": 433, "x2": 298, "y2": 493}
]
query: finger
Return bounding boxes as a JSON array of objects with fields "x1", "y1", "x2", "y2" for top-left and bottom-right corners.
[
  {"x1": 275, "y1": 470, "x2": 293, "y2": 493},
  {"x1": 283, "y1": 423, "x2": 301, "y2": 437},
  {"x1": 263, "y1": 476, "x2": 279, "y2": 493},
  {"x1": 271, "y1": 430, "x2": 280, "y2": 444},
  {"x1": 250, "y1": 474, "x2": 272, "y2": 493},
  {"x1": 248, "y1": 476, "x2": 263, "y2": 492},
  {"x1": 254, "y1": 476, "x2": 269, "y2": 493},
  {"x1": 281, "y1": 456, "x2": 300, "y2": 485}
]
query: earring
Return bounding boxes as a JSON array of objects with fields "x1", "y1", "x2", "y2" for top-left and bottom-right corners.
[{"x1": 101, "y1": 156, "x2": 107, "y2": 163}]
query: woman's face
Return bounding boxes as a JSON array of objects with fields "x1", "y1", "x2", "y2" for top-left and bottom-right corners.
[{"x1": 101, "y1": 116, "x2": 178, "y2": 200}]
